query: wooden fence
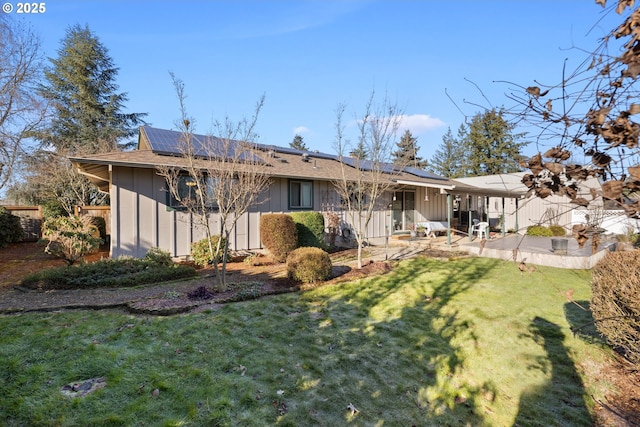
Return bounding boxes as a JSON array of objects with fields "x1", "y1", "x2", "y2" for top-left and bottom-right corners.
[{"x1": 3, "y1": 206, "x2": 42, "y2": 241}]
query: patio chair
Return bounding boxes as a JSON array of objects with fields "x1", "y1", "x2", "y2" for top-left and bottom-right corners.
[{"x1": 471, "y1": 221, "x2": 489, "y2": 239}]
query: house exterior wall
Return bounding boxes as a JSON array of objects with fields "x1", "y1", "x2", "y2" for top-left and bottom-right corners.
[
  {"x1": 109, "y1": 167, "x2": 397, "y2": 259},
  {"x1": 487, "y1": 194, "x2": 585, "y2": 233}
]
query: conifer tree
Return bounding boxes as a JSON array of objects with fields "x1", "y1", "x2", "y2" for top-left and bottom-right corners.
[
  {"x1": 349, "y1": 140, "x2": 368, "y2": 159},
  {"x1": 430, "y1": 126, "x2": 466, "y2": 178},
  {"x1": 465, "y1": 109, "x2": 525, "y2": 176},
  {"x1": 392, "y1": 129, "x2": 427, "y2": 168},
  {"x1": 36, "y1": 24, "x2": 145, "y2": 154},
  {"x1": 290, "y1": 134, "x2": 308, "y2": 151},
  {"x1": 14, "y1": 24, "x2": 146, "y2": 211}
]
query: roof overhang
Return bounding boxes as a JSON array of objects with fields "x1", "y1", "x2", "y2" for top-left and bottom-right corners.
[
  {"x1": 71, "y1": 160, "x2": 111, "y2": 193},
  {"x1": 394, "y1": 179, "x2": 456, "y2": 191}
]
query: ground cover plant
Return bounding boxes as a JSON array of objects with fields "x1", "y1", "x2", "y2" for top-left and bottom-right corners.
[
  {"x1": 0, "y1": 256, "x2": 617, "y2": 425},
  {"x1": 19, "y1": 252, "x2": 196, "y2": 290}
]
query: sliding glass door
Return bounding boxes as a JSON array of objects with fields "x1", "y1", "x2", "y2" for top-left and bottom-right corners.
[{"x1": 391, "y1": 191, "x2": 415, "y2": 231}]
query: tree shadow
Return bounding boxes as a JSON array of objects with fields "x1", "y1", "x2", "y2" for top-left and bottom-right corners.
[
  {"x1": 513, "y1": 316, "x2": 592, "y2": 426},
  {"x1": 297, "y1": 256, "x2": 500, "y2": 425},
  {"x1": 564, "y1": 300, "x2": 606, "y2": 345}
]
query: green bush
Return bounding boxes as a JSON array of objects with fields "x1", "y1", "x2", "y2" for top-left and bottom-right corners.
[
  {"x1": 89, "y1": 216, "x2": 107, "y2": 240},
  {"x1": 526, "y1": 225, "x2": 553, "y2": 237},
  {"x1": 42, "y1": 215, "x2": 102, "y2": 265},
  {"x1": 0, "y1": 207, "x2": 24, "y2": 247},
  {"x1": 190, "y1": 235, "x2": 228, "y2": 267},
  {"x1": 144, "y1": 247, "x2": 174, "y2": 266},
  {"x1": 260, "y1": 214, "x2": 297, "y2": 262},
  {"x1": 41, "y1": 200, "x2": 68, "y2": 221},
  {"x1": 591, "y1": 251, "x2": 640, "y2": 364},
  {"x1": 21, "y1": 257, "x2": 196, "y2": 290},
  {"x1": 548, "y1": 225, "x2": 566, "y2": 236},
  {"x1": 290, "y1": 211, "x2": 326, "y2": 249},
  {"x1": 286, "y1": 247, "x2": 332, "y2": 283}
]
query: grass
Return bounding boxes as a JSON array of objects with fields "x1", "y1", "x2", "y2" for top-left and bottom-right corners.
[{"x1": 0, "y1": 256, "x2": 612, "y2": 426}]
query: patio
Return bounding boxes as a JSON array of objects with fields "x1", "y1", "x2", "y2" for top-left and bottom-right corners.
[{"x1": 379, "y1": 233, "x2": 616, "y2": 269}]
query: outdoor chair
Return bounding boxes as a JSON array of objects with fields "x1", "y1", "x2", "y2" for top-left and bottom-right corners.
[{"x1": 471, "y1": 221, "x2": 489, "y2": 239}]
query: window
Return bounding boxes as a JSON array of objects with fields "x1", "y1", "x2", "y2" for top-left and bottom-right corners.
[
  {"x1": 289, "y1": 180, "x2": 313, "y2": 209},
  {"x1": 168, "y1": 175, "x2": 218, "y2": 210}
]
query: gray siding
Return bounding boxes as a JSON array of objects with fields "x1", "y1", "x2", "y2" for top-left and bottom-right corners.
[{"x1": 109, "y1": 168, "x2": 399, "y2": 259}]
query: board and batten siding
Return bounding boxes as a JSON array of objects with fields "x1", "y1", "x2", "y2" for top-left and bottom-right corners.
[{"x1": 110, "y1": 168, "x2": 394, "y2": 259}]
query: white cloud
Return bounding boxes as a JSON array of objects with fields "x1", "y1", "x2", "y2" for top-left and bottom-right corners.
[
  {"x1": 293, "y1": 126, "x2": 311, "y2": 135},
  {"x1": 397, "y1": 114, "x2": 446, "y2": 134}
]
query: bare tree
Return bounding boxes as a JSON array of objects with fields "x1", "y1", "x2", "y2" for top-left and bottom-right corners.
[
  {"x1": 0, "y1": 15, "x2": 47, "y2": 191},
  {"x1": 157, "y1": 74, "x2": 270, "y2": 289},
  {"x1": 332, "y1": 92, "x2": 404, "y2": 268},
  {"x1": 508, "y1": 1, "x2": 640, "y2": 217}
]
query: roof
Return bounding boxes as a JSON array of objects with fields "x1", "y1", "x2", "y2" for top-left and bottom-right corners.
[
  {"x1": 70, "y1": 126, "x2": 455, "y2": 192},
  {"x1": 454, "y1": 172, "x2": 602, "y2": 199}
]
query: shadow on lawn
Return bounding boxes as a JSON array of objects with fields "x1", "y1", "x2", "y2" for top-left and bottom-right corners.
[
  {"x1": 302, "y1": 256, "x2": 500, "y2": 426},
  {"x1": 513, "y1": 316, "x2": 592, "y2": 426}
]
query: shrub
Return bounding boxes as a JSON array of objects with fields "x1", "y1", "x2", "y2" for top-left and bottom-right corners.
[
  {"x1": 286, "y1": 247, "x2": 332, "y2": 283},
  {"x1": 144, "y1": 247, "x2": 174, "y2": 266},
  {"x1": 190, "y1": 235, "x2": 228, "y2": 267},
  {"x1": 290, "y1": 211, "x2": 326, "y2": 249},
  {"x1": 41, "y1": 200, "x2": 68, "y2": 221},
  {"x1": 260, "y1": 214, "x2": 297, "y2": 262},
  {"x1": 21, "y1": 257, "x2": 195, "y2": 290},
  {"x1": 549, "y1": 225, "x2": 566, "y2": 236},
  {"x1": 42, "y1": 215, "x2": 102, "y2": 265},
  {"x1": 89, "y1": 216, "x2": 107, "y2": 240},
  {"x1": 526, "y1": 225, "x2": 553, "y2": 237},
  {"x1": 0, "y1": 207, "x2": 24, "y2": 247},
  {"x1": 591, "y1": 251, "x2": 640, "y2": 365}
]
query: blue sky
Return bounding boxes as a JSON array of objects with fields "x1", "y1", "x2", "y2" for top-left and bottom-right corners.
[{"x1": 8, "y1": 0, "x2": 625, "y2": 160}]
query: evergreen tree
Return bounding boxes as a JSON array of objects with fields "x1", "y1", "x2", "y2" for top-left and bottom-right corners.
[
  {"x1": 12, "y1": 24, "x2": 146, "y2": 211},
  {"x1": 430, "y1": 126, "x2": 466, "y2": 178},
  {"x1": 350, "y1": 139, "x2": 368, "y2": 160},
  {"x1": 290, "y1": 134, "x2": 308, "y2": 151},
  {"x1": 36, "y1": 24, "x2": 146, "y2": 154},
  {"x1": 465, "y1": 109, "x2": 525, "y2": 175},
  {"x1": 392, "y1": 130, "x2": 427, "y2": 168}
]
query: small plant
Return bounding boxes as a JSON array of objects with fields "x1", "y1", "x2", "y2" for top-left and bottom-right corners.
[
  {"x1": 187, "y1": 286, "x2": 215, "y2": 300},
  {"x1": 286, "y1": 247, "x2": 332, "y2": 283},
  {"x1": 144, "y1": 247, "x2": 174, "y2": 266},
  {"x1": 163, "y1": 291, "x2": 182, "y2": 300},
  {"x1": 0, "y1": 207, "x2": 24, "y2": 247},
  {"x1": 42, "y1": 215, "x2": 102, "y2": 265},
  {"x1": 324, "y1": 211, "x2": 341, "y2": 248},
  {"x1": 260, "y1": 214, "x2": 297, "y2": 262},
  {"x1": 243, "y1": 253, "x2": 260, "y2": 266},
  {"x1": 548, "y1": 225, "x2": 566, "y2": 236},
  {"x1": 190, "y1": 235, "x2": 227, "y2": 267},
  {"x1": 525, "y1": 225, "x2": 553, "y2": 237},
  {"x1": 227, "y1": 282, "x2": 263, "y2": 302}
]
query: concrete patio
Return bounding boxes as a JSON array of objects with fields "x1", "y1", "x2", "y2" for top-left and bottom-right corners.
[{"x1": 376, "y1": 233, "x2": 617, "y2": 269}]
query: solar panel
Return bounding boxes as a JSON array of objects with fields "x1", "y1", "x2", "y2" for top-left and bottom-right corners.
[
  {"x1": 404, "y1": 166, "x2": 449, "y2": 181},
  {"x1": 341, "y1": 157, "x2": 397, "y2": 174},
  {"x1": 143, "y1": 126, "x2": 263, "y2": 163}
]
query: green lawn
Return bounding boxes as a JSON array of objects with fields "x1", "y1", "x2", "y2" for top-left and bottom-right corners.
[{"x1": 0, "y1": 256, "x2": 612, "y2": 426}]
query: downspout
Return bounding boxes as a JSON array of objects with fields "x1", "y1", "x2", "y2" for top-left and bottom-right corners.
[
  {"x1": 446, "y1": 193, "x2": 452, "y2": 245},
  {"x1": 501, "y1": 197, "x2": 506, "y2": 237},
  {"x1": 515, "y1": 197, "x2": 520, "y2": 234}
]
